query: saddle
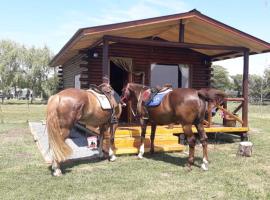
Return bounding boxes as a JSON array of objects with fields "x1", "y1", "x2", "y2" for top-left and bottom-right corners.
[
  {"x1": 88, "y1": 84, "x2": 120, "y2": 124},
  {"x1": 138, "y1": 85, "x2": 173, "y2": 120},
  {"x1": 142, "y1": 86, "x2": 172, "y2": 107}
]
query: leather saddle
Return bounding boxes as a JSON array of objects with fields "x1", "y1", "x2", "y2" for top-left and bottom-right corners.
[{"x1": 88, "y1": 84, "x2": 121, "y2": 124}]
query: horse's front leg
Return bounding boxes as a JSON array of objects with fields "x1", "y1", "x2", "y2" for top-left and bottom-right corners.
[
  {"x1": 138, "y1": 118, "x2": 148, "y2": 159},
  {"x1": 150, "y1": 124, "x2": 156, "y2": 154},
  {"x1": 195, "y1": 123, "x2": 209, "y2": 171}
]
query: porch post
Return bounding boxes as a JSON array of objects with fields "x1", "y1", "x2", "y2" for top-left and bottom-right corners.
[
  {"x1": 179, "y1": 19, "x2": 185, "y2": 43},
  {"x1": 242, "y1": 50, "x2": 249, "y2": 127},
  {"x1": 102, "y1": 38, "x2": 109, "y2": 83}
]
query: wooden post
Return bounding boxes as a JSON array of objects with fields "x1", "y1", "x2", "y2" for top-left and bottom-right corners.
[
  {"x1": 102, "y1": 38, "x2": 109, "y2": 83},
  {"x1": 179, "y1": 19, "x2": 185, "y2": 43},
  {"x1": 242, "y1": 50, "x2": 249, "y2": 127}
]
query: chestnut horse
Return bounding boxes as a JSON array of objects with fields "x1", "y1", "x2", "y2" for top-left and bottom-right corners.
[
  {"x1": 46, "y1": 86, "x2": 122, "y2": 176},
  {"x1": 121, "y1": 83, "x2": 226, "y2": 170}
]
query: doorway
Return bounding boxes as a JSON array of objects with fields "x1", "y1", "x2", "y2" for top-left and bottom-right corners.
[{"x1": 110, "y1": 61, "x2": 129, "y2": 122}]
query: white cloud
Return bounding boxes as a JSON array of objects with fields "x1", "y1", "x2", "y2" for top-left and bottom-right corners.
[{"x1": 47, "y1": 0, "x2": 191, "y2": 53}]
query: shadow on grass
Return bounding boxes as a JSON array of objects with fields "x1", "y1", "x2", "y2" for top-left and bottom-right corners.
[
  {"x1": 144, "y1": 152, "x2": 201, "y2": 169},
  {"x1": 207, "y1": 132, "x2": 241, "y2": 144},
  {"x1": 48, "y1": 157, "x2": 107, "y2": 175}
]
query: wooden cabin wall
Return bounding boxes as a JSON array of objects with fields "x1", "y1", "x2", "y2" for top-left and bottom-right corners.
[
  {"x1": 86, "y1": 43, "x2": 211, "y2": 88},
  {"x1": 62, "y1": 54, "x2": 85, "y2": 88},
  {"x1": 61, "y1": 43, "x2": 212, "y2": 89}
]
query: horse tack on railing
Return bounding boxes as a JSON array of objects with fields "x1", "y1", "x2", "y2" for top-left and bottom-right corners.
[{"x1": 205, "y1": 97, "x2": 245, "y2": 128}]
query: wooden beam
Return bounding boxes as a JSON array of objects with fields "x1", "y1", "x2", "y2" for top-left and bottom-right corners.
[
  {"x1": 179, "y1": 19, "x2": 185, "y2": 42},
  {"x1": 104, "y1": 35, "x2": 248, "y2": 52},
  {"x1": 242, "y1": 50, "x2": 249, "y2": 127},
  {"x1": 210, "y1": 51, "x2": 238, "y2": 59},
  {"x1": 102, "y1": 37, "x2": 109, "y2": 83}
]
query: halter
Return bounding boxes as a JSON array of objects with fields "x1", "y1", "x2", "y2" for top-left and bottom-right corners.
[{"x1": 121, "y1": 84, "x2": 145, "y2": 118}]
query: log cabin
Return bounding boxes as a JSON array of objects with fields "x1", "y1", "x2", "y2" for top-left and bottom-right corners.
[{"x1": 50, "y1": 9, "x2": 270, "y2": 154}]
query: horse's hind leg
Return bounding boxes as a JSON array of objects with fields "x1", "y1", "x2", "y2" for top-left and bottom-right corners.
[
  {"x1": 51, "y1": 127, "x2": 70, "y2": 176},
  {"x1": 138, "y1": 119, "x2": 147, "y2": 159},
  {"x1": 108, "y1": 124, "x2": 117, "y2": 162},
  {"x1": 183, "y1": 124, "x2": 196, "y2": 169},
  {"x1": 150, "y1": 124, "x2": 156, "y2": 154},
  {"x1": 52, "y1": 159, "x2": 62, "y2": 176},
  {"x1": 195, "y1": 122, "x2": 209, "y2": 171}
]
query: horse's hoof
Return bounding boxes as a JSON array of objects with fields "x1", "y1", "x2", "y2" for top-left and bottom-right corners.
[
  {"x1": 53, "y1": 169, "x2": 62, "y2": 177},
  {"x1": 137, "y1": 153, "x2": 144, "y2": 159},
  {"x1": 185, "y1": 164, "x2": 192, "y2": 172},
  {"x1": 201, "y1": 162, "x2": 209, "y2": 171},
  {"x1": 109, "y1": 155, "x2": 117, "y2": 162}
]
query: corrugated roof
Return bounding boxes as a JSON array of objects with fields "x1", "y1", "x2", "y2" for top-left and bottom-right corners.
[{"x1": 50, "y1": 9, "x2": 270, "y2": 67}]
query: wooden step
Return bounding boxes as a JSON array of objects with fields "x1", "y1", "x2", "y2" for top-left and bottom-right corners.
[
  {"x1": 115, "y1": 125, "x2": 250, "y2": 136},
  {"x1": 115, "y1": 144, "x2": 185, "y2": 155},
  {"x1": 114, "y1": 136, "x2": 179, "y2": 148}
]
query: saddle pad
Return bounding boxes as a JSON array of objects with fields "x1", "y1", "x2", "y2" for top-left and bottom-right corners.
[
  {"x1": 146, "y1": 89, "x2": 172, "y2": 107},
  {"x1": 88, "y1": 89, "x2": 111, "y2": 110}
]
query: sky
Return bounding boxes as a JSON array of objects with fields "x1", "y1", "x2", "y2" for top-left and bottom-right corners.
[{"x1": 0, "y1": 0, "x2": 270, "y2": 75}]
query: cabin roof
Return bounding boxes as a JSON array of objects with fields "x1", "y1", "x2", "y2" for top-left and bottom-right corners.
[{"x1": 50, "y1": 9, "x2": 270, "y2": 67}]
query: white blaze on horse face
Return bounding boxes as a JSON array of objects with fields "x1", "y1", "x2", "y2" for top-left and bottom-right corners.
[{"x1": 138, "y1": 143, "x2": 144, "y2": 159}]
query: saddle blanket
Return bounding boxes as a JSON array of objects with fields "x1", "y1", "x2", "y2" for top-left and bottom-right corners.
[
  {"x1": 146, "y1": 89, "x2": 172, "y2": 107},
  {"x1": 88, "y1": 89, "x2": 111, "y2": 110}
]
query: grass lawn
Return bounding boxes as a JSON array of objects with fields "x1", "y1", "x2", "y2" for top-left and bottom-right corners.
[{"x1": 0, "y1": 102, "x2": 270, "y2": 199}]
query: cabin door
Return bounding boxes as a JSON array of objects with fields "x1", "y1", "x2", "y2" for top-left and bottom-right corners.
[{"x1": 110, "y1": 59, "x2": 130, "y2": 123}]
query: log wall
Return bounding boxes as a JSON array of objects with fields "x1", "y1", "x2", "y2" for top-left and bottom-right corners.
[{"x1": 61, "y1": 42, "x2": 212, "y2": 89}]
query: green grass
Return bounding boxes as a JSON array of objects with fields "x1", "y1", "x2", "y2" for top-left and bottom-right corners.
[{"x1": 0, "y1": 103, "x2": 270, "y2": 199}]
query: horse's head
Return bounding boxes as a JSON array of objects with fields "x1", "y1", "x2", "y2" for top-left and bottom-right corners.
[
  {"x1": 121, "y1": 83, "x2": 148, "y2": 105},
  {"x1": 121, "y1": 83, "x2": 131, "y2": 105}
]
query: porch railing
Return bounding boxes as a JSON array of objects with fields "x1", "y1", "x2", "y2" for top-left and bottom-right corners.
[{"x1": 204, "y1": 97, "x2": 245, "y2": 128}]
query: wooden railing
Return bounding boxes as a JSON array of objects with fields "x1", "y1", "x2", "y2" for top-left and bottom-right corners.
[{"x1": 205, "y1": 97, "x2": 245, "y2": 128}]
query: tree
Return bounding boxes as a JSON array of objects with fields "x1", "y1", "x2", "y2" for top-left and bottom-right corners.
[
  {"x1": 249, "y1": 74, "x2": 263, "y2": 102},
  {"x1": 0, "y1": 39, "x2": 56, "y2": 101},
  {"x1": 211, "y1": 65, "x2": 231, "y2": 90},
  {"x1": 230, "y1": 74, "x2": 242, "y2": 97},
  {"x1": 23, "y1": 46, "x2": 53, "y2": 97},
  {"x1": 0, "y1": 40, "x2": 21, "y2": 98}
]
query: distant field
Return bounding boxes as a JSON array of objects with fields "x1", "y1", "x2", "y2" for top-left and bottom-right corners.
[{"x1": 0, "y1": 102, "x2": 270, "y2": 199}]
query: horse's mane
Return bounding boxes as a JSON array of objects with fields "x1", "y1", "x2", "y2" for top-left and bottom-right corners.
[{"x1": 128, "y1": 83, "x2": 149, "y2": 90}]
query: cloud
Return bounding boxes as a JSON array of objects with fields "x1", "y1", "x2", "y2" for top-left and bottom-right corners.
[{"x1": 47, "y1": 0, "x2": 191, "y2": 52}]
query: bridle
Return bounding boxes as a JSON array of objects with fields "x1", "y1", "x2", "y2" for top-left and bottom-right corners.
[{"x1": 121, "y1": 84, "x2": 145, "y2": 118}]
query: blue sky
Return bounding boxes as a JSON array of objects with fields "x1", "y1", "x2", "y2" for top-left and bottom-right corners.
[{"x1": 0, "y1": 0, "x2": 270, "y2": 75}]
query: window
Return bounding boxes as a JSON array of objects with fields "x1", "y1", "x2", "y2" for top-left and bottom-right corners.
[
  {"x1": 74, "y1": 74, "x2": 81, "y2": 89},
  {"x1": 150, "y1": 64, "x2": 189, "y2": 88}
]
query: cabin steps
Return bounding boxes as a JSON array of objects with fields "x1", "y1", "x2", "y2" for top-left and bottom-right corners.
[{"x1": 112, "y1": 126, "x2": 185, "y2": 155}]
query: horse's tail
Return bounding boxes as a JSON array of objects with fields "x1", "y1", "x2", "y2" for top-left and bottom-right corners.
[
  {"x1": 198, "y1": 88, "x2": 227, "y2": 103},
  {"x1": 46, "y1": 95, "x2": 72, "y2": 163}
]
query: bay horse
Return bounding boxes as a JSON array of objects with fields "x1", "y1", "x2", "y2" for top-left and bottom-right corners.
[
  {"x1": 46, "y1": 85, "x2": 122, "y2": 176},
  {"x1": 121, "y1": 83, "x2": 226, "y2": 170}
]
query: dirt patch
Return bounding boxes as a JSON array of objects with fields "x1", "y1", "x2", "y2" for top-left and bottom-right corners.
[
  {"x1": 3, "y1": 128, "x2": 29, "y2": 138},
  {"x1": 2, "y1": 128, "x2": 30, "y2": 143},
  {"x1": 15, "y1": 152, "x2": 33, "y2": 158}
]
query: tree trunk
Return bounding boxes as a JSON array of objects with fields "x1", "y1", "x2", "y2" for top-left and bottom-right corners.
[{"x1": 237, "y1": 141, "x2": 253, "y2": 157}]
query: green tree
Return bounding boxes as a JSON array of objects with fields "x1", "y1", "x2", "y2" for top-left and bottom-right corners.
[
  {"x1": 0, "y1": 39, "x2": 56, "y2": 101},
  {"x1": 22, "y1": 45, "x2": 54, "y2": 98},
  {"x1": 0, "y1": 40, "x2": 21, "y2": 98},
  {"x1": 230, "y1": 74, "x2": 242, "y2": 97},
  {"x1": 211, "y1": 65, "x2": 231, "y2": 90},
  {"x1": 249, "y1": 74, "x2": 263, "y2": 101}
]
